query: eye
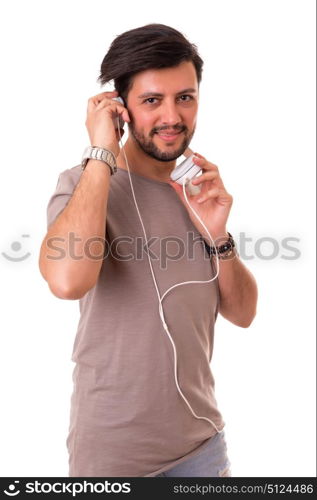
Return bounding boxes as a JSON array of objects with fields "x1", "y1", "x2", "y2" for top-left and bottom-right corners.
[
  {"x1": 143, "y1": 97, "x2": 158, "y2": 104},
  {"x1": 178, "y1": 94, "x2": 194, "y2": 102}
]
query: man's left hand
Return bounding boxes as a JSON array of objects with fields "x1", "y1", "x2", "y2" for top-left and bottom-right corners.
[{"x1": 168, "y1": 152, "x2": 233, "y2": 244}]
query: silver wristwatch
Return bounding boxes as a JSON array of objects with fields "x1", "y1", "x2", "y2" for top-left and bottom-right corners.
[{"x1": 81, "y1": 146, "x2": 117, "y2": 175}]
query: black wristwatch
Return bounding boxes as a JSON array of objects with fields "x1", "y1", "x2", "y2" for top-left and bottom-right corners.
[{"x1": 203, "y1": 232, "x2": 236, "y2": 260}]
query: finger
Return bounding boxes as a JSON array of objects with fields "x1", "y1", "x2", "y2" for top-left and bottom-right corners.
[
  {"x1": 193, "y1": 155, "x2": 218, "y2": 172},
  {"x1": 95, "y1": 100, "x2": 131, "y2": 123},
  {"x1": 191, "y1": 171, "x2": 218, "y2": 184},
  {"x1": 192, "y1": 151, "x2": 206, "y2": 160},
  {"x1": 87, "y1": 96, "x2": 109, "y2": 113},
  {"x1": 197, "y1": 187, "x2": 220, "y2": 203},
  {"x1": 95, "y1": 98, "x2": 116, "y2": 110},
  {"x1": 92, "y1": 90, "x2": 118, "y2": 102},
  {"x1": 87, "y1": 91, "x2": 118, "y2": 110},
  {"x1": 112, "y1": 103, "x2": 131, "y2": 123}
]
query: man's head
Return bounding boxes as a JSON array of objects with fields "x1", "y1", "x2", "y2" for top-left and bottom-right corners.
[{"x1": 98, "y1": 24, "x2": 204, "y2": 162}]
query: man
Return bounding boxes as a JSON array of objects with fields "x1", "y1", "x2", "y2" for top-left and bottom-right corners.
[{"x1": 39, "y1": 23, "x2": 257, "y2": 477}]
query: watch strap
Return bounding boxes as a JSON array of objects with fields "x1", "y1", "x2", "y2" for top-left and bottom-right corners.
[
  {"x1": 81, "y1": 146, "x2": 117, "y2": 175},
  {"x1": 203, "y1": 232, "x2": 237, "y2": 260}
]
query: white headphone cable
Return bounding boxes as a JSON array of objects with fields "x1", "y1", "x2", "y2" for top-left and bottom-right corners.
[{"x1": 116, "y1": 118, "x2": 222, "y2": 433}]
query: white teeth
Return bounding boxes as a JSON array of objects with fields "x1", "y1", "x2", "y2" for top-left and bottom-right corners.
[{"x1": 158, "y1": 133, "x2": 179, "y2": 136}]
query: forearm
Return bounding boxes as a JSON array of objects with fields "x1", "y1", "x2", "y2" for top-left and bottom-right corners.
[
  {"x1": 39, "y1": 160, "x2": 111, "y2": 299},
  {"x1": 214, "y1": 251, "x2": 258, "y2": 328}
]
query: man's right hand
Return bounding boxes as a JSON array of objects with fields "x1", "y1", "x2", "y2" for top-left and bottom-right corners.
[{"x1": 85, "y1": 90, "x2": 130, "y2": 157}]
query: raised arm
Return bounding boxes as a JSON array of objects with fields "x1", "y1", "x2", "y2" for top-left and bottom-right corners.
[{"x1": 38, "y1": 90, "x2": 130, "y2": 299}]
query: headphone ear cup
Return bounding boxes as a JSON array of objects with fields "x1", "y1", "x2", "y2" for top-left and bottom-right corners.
[
  {"x1": 170, "y1": 155, "x2": 202, "y2": 192},
  {"x1": 112, "y1": 96, "x2": 124, "y2": 106},
  {"x1": 185, "y1": 179, "x2": 202, "y2": 196},
  {"x1": 112, "y1": 96, "x2": 125, "y2": 129}
]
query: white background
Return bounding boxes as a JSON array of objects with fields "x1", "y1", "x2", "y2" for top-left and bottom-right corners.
[{"x1": 0, "y1": 0, "x2": 315, "y2": 478}]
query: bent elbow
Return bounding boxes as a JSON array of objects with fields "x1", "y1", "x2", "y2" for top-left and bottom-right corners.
[
  {"x1": 238, "y1": 309, "x2": 257, "y2": 328},
  {"x1": 47, "y1": 281, "x2": 87, "y2": 300}
]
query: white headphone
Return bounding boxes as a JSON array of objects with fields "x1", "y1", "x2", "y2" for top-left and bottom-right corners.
[{"x1": 113, "y1": 100, "x2": 222, "y2": 433}]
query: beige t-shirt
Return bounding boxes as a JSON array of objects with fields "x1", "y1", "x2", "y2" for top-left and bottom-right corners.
[{"x1": 46, "y1": 164, "x2": 225, "y2": 477}]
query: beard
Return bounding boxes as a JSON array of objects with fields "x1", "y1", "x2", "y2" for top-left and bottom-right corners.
[{"x1": 128, "y1": 121, "x2": 195, "y2": 162}]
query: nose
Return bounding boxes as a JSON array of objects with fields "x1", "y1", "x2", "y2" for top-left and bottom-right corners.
[{"x1": 159, "y1": 99, "x2": 182, "y2": 128}]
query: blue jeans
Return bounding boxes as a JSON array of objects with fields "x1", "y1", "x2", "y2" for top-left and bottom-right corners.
[{"x1": 154, "y1": 430, "x2": 232, "y2": 477}]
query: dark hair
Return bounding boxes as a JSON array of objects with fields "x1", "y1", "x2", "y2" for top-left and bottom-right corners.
[{"x1": 97, "y1": 23, "x2": 203, "y2": 102}]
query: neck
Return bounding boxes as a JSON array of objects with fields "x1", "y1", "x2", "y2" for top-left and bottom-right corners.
[{"x1": 116, "y1": 136, "x2": 177, "y2": 183}]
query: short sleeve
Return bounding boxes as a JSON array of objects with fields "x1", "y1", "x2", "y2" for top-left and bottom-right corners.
[{"x1": 46, "y1": 165, "x2": 82, "y2": 230}]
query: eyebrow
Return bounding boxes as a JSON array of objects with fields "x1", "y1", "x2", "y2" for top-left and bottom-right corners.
[{"x1": 137, "y1": 88, "x2": 197, "y2": 99}]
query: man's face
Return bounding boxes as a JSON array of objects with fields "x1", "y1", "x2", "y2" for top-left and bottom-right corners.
[{"x1": 126, "y1": 61, "x2": 199, "y2": 162}]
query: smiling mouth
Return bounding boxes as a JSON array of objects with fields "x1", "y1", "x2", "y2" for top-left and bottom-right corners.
[{"x1": 156, "y1": 131, "x2": 182, "y2": 141}]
